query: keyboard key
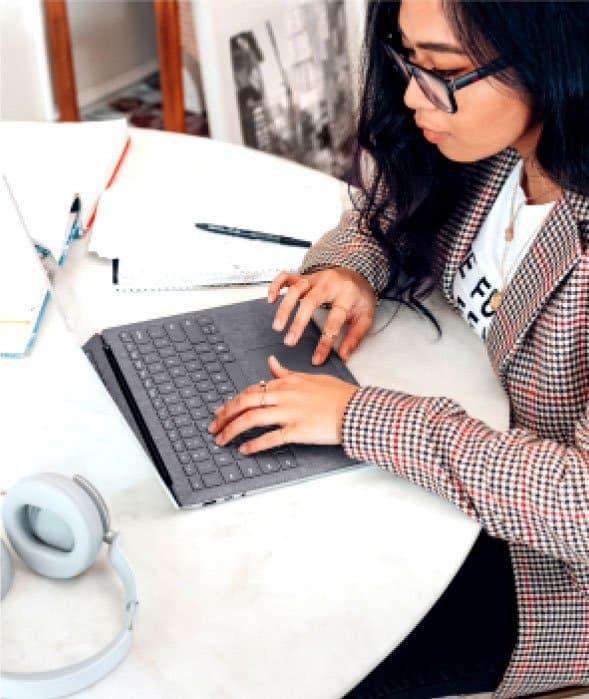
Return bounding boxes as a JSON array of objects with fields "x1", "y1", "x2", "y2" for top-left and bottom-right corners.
[
  {"x1": 205, "y1": 361, "x2": 223, "y2": 374},
  {"x1": 190, "y1": 407, "x2": 209, "y2": 421},
  {"x1": 152, "y1": 373, "x2": 170, "y2": 384},
  {"x1": 276, "y1": 453, "x2": 297, "y2": 469},
  {"x1": 174, "y1": 341, "x2": 191, "y2": 353},
  {"x1": 163, "y1": 418, "x2": 175, "y2": 430},
  {"x1": 180, "y1": 387, "x2": 197, "y2": 399},
  {"x1": 217, "y1": 383, "x2": 234, "y2": 394},
  {"x1": 184, "y1": 436, "x2": 204, "y2": 450},
  {"x1": 169, "y1": 403, "x2": 187, "y2": 416},
  {"x1": 185, "y1": 360, "x2": 202, "y2": 372},
  {"x1": 152, "y1": 397, "x2": 164, "y2": 410},
  {"x1": 197, "y1": 315, "x2": 213, "y2": 325},
  {"x1": 201, "y1": 352, "x2": 216, "y2": 363},
  {"x1": 258, "y1": 456, "x2": 280, "y2": 473},
  {"x1": 180, "y1": 425, "x2": 197, "y2": 438},
  {"x1": 148, "y1": 325, "x2": 166, "y2": 338},
  {"x1": 137, "y1": 342, "x2": 156, "y2": 355},
  {"x1": 163, "y1": 392, "x2": 180, "y2": 405},
  {"x1": 147, "y1": 387, "x2": 159, "y2": 400},
  {"x1": 210, "y1": 372, "x2": 227, "y2": 383},
  {"x1": 148, "y1": 361, "x2": 165, "y2": 374},
  {"x1": 189, "y1": 475, "x2": 204, "y2": 491},
  {"x1": 138, "y1": 369, "x2": 149, "y2": 381},
  {"x1": 197, "y1": 459, "x2": 217, "y2": 475},
  {"x1": 190, "y1": 448, "x2": 209, "y2": 461},
  {"x1": 202, "y1": 471, "x2": 223, "y2": 488},
  {"x1": 173, "y1": 415, "x2": 192, "y2": 427},
  {"x1": 180, "y1": 350, "x2": 197, "y2": 362},
  {"x1": 124, "y1": 342, "x2": 136, "y2": 353},
  {"x1": 132, "y1": 329, "x2": 150, "y2": 343},
  {"x1": 213, "y1": 343, "x2": 229, "y2": 353},
  {"x1": 194, "y1": 342, "x2": 210, "y2": 354},
  {"x1": 164, "y1": 356, "x2": 180, "y2": 368},
  {"x1": 238, "y1": 459, "x2": 262, "y2": 478},
  {"x1": 172, "y1": 440, "x2": 185, "y2": 453},
  {"x1": 164, "y1": 322, "x2": 185, "y2": 342},
  {"x1": 220, "y1": 465, "x2": 242, "y2": 483},
  {"x1": 191, "y1": 371, "x2": 207, "y2": 382},
  {"x1": 174, "y1": 376, "x2": 191, "y2": 389},
  {"x1": 203, "y1": 390, "x2": 219, "y2": 403},
  {"x1": 142, "y1": 378, "x2": 154, "y2": 390},
  {"x1": 214, "y1": 453, "x2": 235, "y2": 467},
  {"x1": 157, "y1": 408, "x2": 169, "y2": 420},
  {"x1": 196, "y1": 380, "x2": 214, "y2": 392},
  {"x1": 119, "y1": 331, "x2": 132, "y2": 342},
  {"x1": 202, "y1": 325, "x2": 216, "y2": 335},
  {"x1": 143, "y1": 353, "x2": 160, "y2": 364},
  {"x1": 159, "y1": 382, "x2": 175, "y2": 394},
  {"x1": 185, "y1": 396, "x2": 203, "y2": 408},
  {"x1": 158, "y1": 346, "x2": 176, "y2": 358},
  {"x1": 169, "y1": 366, "x2": 187, "y2": 377},
  {"x1": 181, "y1": 318, "x2": 205, "y2": 343},
  {"x1": 178, "y1": 452, "x2": 191, "y2": 464},
  {"x1": 220, "y1": 353, "x2": 235, "y2": 363},
  {"x1": 154, "y1": 337, "x2": 171, "y2": 348},
  {"x1": 129, "y1": 350, "x2": 141, "y2": 361},
  {"x1": 167, "y1": 429, "x2": 180, "y2": 441},
  {"x1": 183, "y1": 462, "x2": 197, "y2": 476}
]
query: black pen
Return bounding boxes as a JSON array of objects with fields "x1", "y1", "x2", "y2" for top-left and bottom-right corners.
[{"x1": 195, "y1": 222, "x2": 312, "y2": 248}]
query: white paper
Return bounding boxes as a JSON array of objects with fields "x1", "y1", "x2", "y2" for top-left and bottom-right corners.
[
  {"x1": 0, "y1": 119, "x2": 128, "y2": 259},
  {"x1": 90, "y1": 169, "x2": 343, "y2": 289}
]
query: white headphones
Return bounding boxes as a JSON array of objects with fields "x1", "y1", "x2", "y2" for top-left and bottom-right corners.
[{"x1": 0, "y1": 473, "x2": 138, "y2": 699}]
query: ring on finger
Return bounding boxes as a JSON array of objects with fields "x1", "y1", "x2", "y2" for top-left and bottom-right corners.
[
  {"x1": 259, "y1": 380, "x2": 268, "y2": 407},
  {"x1": 322, "y1": 330, "x2": 337, "y2": 341}
]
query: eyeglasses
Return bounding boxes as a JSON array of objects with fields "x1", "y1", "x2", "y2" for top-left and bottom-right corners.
[{"x1": 381, "y1": 41, "x2": 505, "y2": 114}]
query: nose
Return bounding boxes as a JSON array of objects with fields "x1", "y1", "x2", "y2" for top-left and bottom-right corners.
[{"x1": 403, "y1": 75, "x2": 435, "y2": 112}]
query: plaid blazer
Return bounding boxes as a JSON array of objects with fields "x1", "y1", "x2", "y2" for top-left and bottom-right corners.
[{"x1": 300, "y1": 148, "x2": 589, "y2": 698}]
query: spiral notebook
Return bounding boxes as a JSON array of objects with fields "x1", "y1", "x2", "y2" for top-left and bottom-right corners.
[{"x1": 90, "y1": 174, "x2": 343, "y2": 290}]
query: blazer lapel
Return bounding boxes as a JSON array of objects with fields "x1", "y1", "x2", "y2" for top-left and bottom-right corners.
[
  {"x1": 487, "y1": 188, "x2": 589, "y2": 380},
  {"x1": 439, "y1": 149, "x2": 520, "y2": 303}
]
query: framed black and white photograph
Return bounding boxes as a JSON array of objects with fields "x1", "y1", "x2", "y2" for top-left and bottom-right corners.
[{"x1": 192, "y1": 0, "x2": 366, "y2": 180}]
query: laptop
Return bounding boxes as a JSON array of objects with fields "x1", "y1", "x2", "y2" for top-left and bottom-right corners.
[{"x1": 83, "y1": 298, "x2": 360, "y2": 508}]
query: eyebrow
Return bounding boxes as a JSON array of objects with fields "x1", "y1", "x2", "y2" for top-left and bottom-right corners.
[{"x1": 399, "y1": 29, "x2": 466, "y2": 55}]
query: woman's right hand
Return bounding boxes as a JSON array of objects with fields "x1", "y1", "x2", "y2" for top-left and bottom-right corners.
[{"x1": 267, "y1": 268, "x2": 378, "y2": 365}]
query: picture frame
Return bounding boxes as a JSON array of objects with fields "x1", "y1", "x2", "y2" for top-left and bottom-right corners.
[{"x1": 191, "y1": 0, "x2": 367, "y2": 180}]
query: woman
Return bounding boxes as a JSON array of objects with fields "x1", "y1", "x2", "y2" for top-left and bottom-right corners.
[{"x1": 209, "y1": 1, "x2": 589, "y2": 697}]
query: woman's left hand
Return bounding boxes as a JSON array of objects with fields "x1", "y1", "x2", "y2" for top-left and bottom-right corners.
[{"x1": 208, "y1": 355, "x2": 359, "y2": 454}]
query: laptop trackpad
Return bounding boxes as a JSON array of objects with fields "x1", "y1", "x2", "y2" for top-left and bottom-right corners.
[{"x1": 240, "y1": 337, "x2": 338, "y2": 383}]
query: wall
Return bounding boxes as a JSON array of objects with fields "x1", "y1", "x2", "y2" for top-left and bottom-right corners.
[
  {"x1": 0, "y1": 0, "x2": 158, "y2": 121},
  {"x1": 68, "y1": 0, "x2": 158, "y2": 108},
  {"x1": 0, "y1": 0, "x2": 55, "y2": 120}
]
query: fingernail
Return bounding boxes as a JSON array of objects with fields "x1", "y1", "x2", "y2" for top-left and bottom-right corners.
[
  {"x1": 285, "y1": 332, "x2": 295, "y2": 345},
  {"x1": 239, "y1": 444, "x2": 249, "y2": 454},
  {"x1": 312, "y1": 352, "x2": 320, "y2": 365},
  {"x1": 273, "y1": 319, "x2": 283, "y2": 331},
  {"x1": 208, "y1": 420, "x2": 216, "y2": 432}
]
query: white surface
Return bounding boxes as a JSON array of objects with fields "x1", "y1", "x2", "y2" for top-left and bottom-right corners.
[{"x1": 0, "y1": 128, "x2": 509, "y2": 699}]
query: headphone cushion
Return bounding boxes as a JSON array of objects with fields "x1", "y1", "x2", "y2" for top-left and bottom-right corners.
[{"x1": 3, "y1": 473, "x2": 104, "y2": 579}]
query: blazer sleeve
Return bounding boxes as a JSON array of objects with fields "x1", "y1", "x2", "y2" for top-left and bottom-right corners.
[
  {"x1": 342, "y1": 386, "x2": 589, "y2": 572},
  {"x1": 299, "y1": 205, "x2": 392, "y2": 295}
]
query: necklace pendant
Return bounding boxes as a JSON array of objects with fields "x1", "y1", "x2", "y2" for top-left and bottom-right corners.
[
  {"x1": 490, "y1": 291, "x2": 503, "y2": 311},
  {"x1": 504, "y1": 224, "x2": 514, "y2": 241}
]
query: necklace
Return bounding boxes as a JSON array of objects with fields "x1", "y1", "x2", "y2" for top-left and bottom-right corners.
[{"x1": 489, "y1": 169, "x2": 558, "y2": 311}]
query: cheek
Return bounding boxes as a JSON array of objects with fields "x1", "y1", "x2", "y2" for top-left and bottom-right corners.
[{"x1": 437, "y1": 83, "x2": 534, "y2": 162}]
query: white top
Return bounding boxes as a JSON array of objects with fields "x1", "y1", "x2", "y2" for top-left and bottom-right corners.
[{"x1": 452, "y1": 159, "x2": 554, "y2": 341}]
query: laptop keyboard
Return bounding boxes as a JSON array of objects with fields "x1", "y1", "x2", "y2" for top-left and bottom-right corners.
[{"x1": 113, "y1": 314, "x2": 298, "y2": 494}]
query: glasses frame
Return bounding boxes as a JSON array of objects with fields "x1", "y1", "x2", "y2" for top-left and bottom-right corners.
[{"x1": 381, "y1": 40, "x2": 505, "y2": 114}]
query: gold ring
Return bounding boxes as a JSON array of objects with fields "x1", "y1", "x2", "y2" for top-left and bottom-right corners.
[
  {"x1": 322, "y1": 330, "x2": 337, "y2": 341},
  {"x1": 260, "y1": 392, "x2": 267, "y2": 407},
  {"x1": 259, "y1": 380, "x2": 268, "y2": 391}
]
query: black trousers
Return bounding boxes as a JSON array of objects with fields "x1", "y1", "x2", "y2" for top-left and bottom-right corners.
[{"x1": 342, "y1": 530, "x2": 518, "y2": 699}]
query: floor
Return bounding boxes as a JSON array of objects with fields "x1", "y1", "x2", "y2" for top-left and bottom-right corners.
[{"x1": 81, "y1": 71, "x2": 208, "y2": 136}]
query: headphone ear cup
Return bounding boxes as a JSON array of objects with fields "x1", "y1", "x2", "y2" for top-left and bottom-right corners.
[
  {"x1": 3, "y1": 473, "x2": 105, "y2": 579},
  {"x1": 1, "y1": 539, "x2": 14, "y2": 601}
]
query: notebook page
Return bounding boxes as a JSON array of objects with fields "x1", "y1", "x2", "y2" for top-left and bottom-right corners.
[
  {"x1": 0, "y1": 119, "x2": 128, "y2": 259},
  {"x1": 0, "y1": 177, "x2": 51, "y2": 357}
]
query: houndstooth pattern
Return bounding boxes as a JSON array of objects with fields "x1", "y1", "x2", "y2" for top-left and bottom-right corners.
[{"x1": 300, "y1": 149, "x2": 589, "y2": 698}]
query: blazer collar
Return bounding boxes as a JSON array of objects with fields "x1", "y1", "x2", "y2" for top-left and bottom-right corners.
[{"x1": 440, "y1": 148, "x2": 589, "y2": 382}]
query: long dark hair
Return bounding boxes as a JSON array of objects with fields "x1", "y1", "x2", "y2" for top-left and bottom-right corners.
[{"x1": 354, "y1": 0, "x2": 589, "y2": 312}]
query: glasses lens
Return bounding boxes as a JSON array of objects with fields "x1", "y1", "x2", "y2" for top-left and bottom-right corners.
[{"x1": 414, "y1": 70, "x2": 453, "y2": 113}]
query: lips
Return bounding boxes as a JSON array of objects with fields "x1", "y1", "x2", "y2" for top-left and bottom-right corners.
[{"x1": 416, "y1": 121, "x2": 450, "y2": 144}]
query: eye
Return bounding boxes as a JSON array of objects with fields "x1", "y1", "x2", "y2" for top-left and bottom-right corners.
[{"x1": 432, "y1": 68, "x2": 462, "y2": 79}]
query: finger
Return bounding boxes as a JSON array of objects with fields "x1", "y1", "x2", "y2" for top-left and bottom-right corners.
[
  {"x1": 338, "y1": 314, "x2": 374, "y2": 361},
  {"x1": 282, "y1": 292, "x2": 326, "y2": 347},
  {"x1": 272, "y1": 276, "x2": 311, "y2": 332},
  {"x1": 310, "y1": 306, "x2": 350, "y2": 365},
  {"x1": 209, "y1": 381, "x2": 279, "y2": 433},
  {"x1": 215, "y1": 407, "x2": 288, "y2": 447},
  {"x1": 267, "y1": 271, "x2": 296, "y2": 304},
  {"x1": 268, "y1": 354, "x2": 292, "y2": 379},
  {"x1": 239, "y1": 426, "x2": 291, "y2": 455}
]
